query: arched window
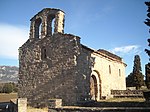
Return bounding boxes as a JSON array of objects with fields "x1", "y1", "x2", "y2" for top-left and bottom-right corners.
[
  {"x1": 109, "y1": 65, "x2": 111, "y2": 74},
  {"x1": 35, "y1": 18, "x2": 42, "y2": 38},
  {"x1": 41, "y1": 47, "x2": 47, "y2": 60},
  {"x1": 51, "y1": 18, "x2": 55, "y2": 34},
  {"x1": 47, "y1": 14, "x2": 55, "y2": 36}
]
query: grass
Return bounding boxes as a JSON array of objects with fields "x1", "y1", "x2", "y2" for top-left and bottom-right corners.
[
  {"x1": 102, "y1": 97, "x2": 145, "y2": 102},
  {"x1": 0, "y1": 93, "x2": 18, "y2": 102},
  {"x1": 0, "y1": 93, "x2": 145, "y2": 103},
  {"x1": 27, "y1": 107, "x2": 48, "y2": 112}
]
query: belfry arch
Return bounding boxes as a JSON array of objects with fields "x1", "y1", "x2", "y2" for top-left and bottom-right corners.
[
  {"x1": 90, "y1": 70, "x2": 101, "y2": 101},
  {"x1": 34, "y1": 18, "x2": 42, "y2": 38},
  {"x1": 29, "y1": 8, "x2": 65, "y2": 39},
  {"x1": 47, "y1": 14, "x2": 55, "y2": 35}
]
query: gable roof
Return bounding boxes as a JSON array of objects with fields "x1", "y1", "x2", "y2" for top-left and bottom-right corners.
[{"x1": 81, "y1": 44, "x2": 125, "y2": 64}]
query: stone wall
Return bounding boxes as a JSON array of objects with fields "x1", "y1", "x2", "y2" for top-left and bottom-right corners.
[
  {"x1": 111, "y1": 90, "x2": 143, "y2": 97},
  {"x1": 9, "y1": 98, "x2": 27, "y2": 112},
  {"x1": 29, "y1": 8, "x2": 65, "y2": 39},
  {"x1": 75, "y1": 46, "x2": 93, "y2": 102},
  {"x1": 48, "y1": 99, "x2": 62, "y2": 108},
  {"x1": 17, "y1": 98, "x2": 27, "y2": 112},
  {"x1": 78, "y1": 46, "x2": 126, "y2": 100},
  {"x1": 91, "y1": 50, "x2": 126, "y2": 99},
  {"x1": 18, "y1": 33, "x2": 81, "y2": 107}
]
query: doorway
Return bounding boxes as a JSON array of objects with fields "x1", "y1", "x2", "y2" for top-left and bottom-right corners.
[
  {"x1": 90, "y1": 75, "x2": 98, "y2": 100},
  {"x1": 90, "y1": 71, "x2": 101, "y2": 101}
]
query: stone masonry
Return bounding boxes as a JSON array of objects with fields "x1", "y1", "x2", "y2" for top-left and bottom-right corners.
[{"x1": 18, "y1": 8, "x2": 126, "y2": 107}]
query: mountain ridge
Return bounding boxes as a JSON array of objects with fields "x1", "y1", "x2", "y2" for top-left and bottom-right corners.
[{"x1": 0, "y1": 65, "x2": 18, "y2": 83}]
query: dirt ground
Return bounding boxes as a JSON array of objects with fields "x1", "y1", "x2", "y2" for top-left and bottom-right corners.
[{"x1": 0, "y1": 93, "x2": 18, "y2": 102}]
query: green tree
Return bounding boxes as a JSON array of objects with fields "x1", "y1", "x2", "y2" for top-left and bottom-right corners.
[
  {"x1": 145, "y1": 1, "x2": 150, "y2": 89},
  {"x1": 2, "y1": 83, "x2": 13, "y2": 93},
  {"x1": 126, "y1": 72, "x2": 134, "y2": 87},
  {"x1": 126, "y1": 55, "x2": 145, "y2": 89},
  {"x1": 0, "y1": 84, "x2": 4, "y2": 93},
  {"x1": 12, "y1": 82, "x2": 18, "y2": 92},
  {"x1": 145, "y1": 64, "x2": 150, "y2": 89}
]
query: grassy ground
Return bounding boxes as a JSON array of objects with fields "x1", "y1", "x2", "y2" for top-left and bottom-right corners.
[
  {"x1": 101, "y1": 97, "x2": 145, "y2": 102},
  {"x1": 0, "y1": 93, "x2": 146, "y2": 112},
  {"x1": 27, "y1": 107, "x2": 48, "y2": 112},
  {"x1": 0, "y1": 93, "x2": 18, "y2": 102},
  {"x1": 0, "y1": 93, "x2": 145, "y2": 103}
]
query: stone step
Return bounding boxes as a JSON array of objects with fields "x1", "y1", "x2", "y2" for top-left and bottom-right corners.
[
  {"x1": 80, "y1": 101, "x2": 150, "y2": 107},
  {"x1": 49, "y1": 106, "x2": 150, "y2": 112}
]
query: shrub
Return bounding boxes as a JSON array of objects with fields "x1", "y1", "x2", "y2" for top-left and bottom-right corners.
[{"x1": 2, "y1": 83, "x2": 13, "y2": 93}]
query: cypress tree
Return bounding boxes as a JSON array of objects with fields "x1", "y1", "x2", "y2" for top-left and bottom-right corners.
[
  {"x1": 145, "y1": 1, "x2": 150, "y2": 89},
  {"x1": 133, "y1": 55, "x2": 145, "y2": 89},
  {"x1": 126, "y1": 55, "x2": 145, "y2": 89}
]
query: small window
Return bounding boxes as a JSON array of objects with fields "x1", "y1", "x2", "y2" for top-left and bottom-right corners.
[
  {"x1": 119, "y1": 69, "x2": 121, "y2": 76},
  {"x1": 109, "y1": 65, "x2": 111, "y2": 74},
  {"x1": 41, "y1": 47, "x2": 47, "y2": 60}
]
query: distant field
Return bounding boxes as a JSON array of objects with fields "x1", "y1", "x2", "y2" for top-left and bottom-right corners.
[{"x1": 0, "y1": 93, "x2": 18, "y2": 102}]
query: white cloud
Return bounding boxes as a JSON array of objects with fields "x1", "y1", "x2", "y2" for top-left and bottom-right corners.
[
  {"x1": 111, "y1": 45, "x2": 141, "y2": 55},
  {"x1": 0, "y1": 23, "x2": 29, "y2": 59}
]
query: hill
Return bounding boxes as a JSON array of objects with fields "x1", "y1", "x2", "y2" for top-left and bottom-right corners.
[{"x1": 0, "y1": 65, "x2": 18, "y2": 83}]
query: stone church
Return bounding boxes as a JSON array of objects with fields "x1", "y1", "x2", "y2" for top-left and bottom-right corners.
[{"x1": 18, "y1": 8, "x2": 126, "y2": 107}]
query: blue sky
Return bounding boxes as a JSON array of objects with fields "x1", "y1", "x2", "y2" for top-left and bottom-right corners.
[{"x1": 0, "y1": 0, "x2": 149, "y2": 76}]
